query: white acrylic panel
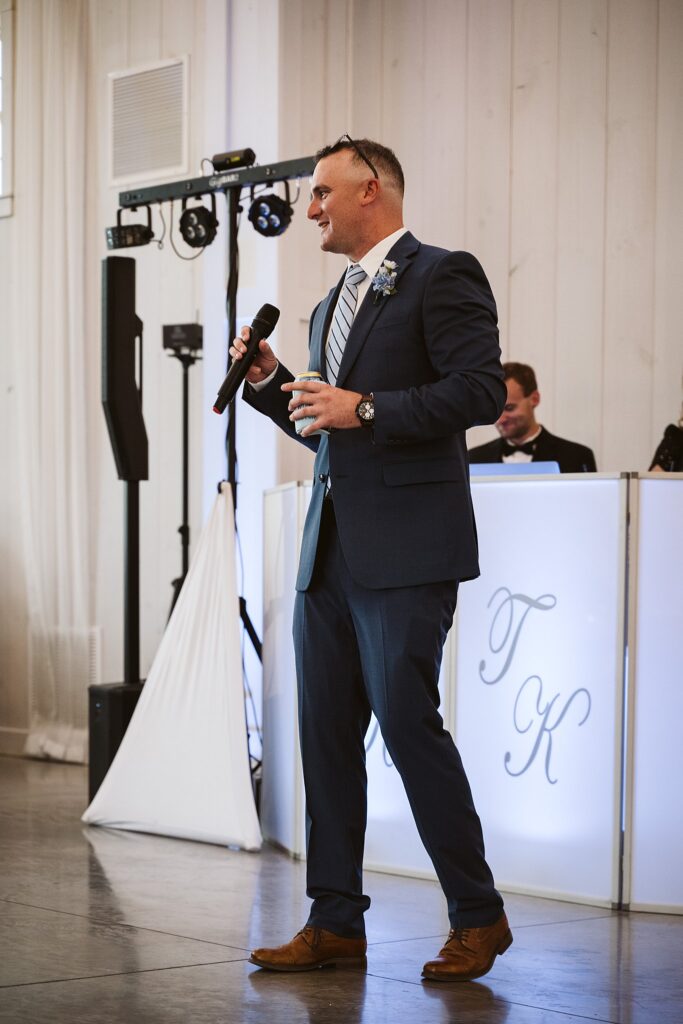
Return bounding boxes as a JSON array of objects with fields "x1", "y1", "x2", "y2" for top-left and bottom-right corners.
[
  {"x1": 629, "y1": 477, "x2": 683, "y2": 911},
  {"x1": 261, "y1": 483, "x2": 309, "y2": 857},
  {"x1": 454, "y1": 476, "x2": 625, "y2": 904}
]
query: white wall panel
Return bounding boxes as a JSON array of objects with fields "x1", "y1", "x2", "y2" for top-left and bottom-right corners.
[
  {"x1": 508, "y1": 0, "x2": 560, "y2": 408},
  {"x1": 127, "y1": 0, "x2": 162, "y2": 65},
  {"x1": 466, "y1": 0, "x2": 513, "y2": 353},
  {"x1": 422, "y1": 0, "x2": 468, "y2": 251},
  {"x1": 602, "y1": 0, "x2": 658, "y2": 471},
  {"x1": 554, "y1": 0, "x2": 607, "y2": 459},
  {"x1": 652, "y1": 0, "x2": 683, "y2": 443},
  {"x1": 349, "y1": 0, "x2": 384, "y2": 139}
]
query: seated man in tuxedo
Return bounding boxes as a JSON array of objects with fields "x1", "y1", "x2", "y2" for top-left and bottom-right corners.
[{"x1": 468, "y1": 362, "x2": 597, "y2": 472}]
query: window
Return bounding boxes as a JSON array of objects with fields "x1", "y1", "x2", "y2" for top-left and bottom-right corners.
[{"x1": 0, "y1": 0, "x2": 14, "y2": 218}]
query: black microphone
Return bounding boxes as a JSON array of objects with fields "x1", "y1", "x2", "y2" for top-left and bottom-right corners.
[{"x1": 212, "y1": 303, "x2": 280, "y2": 414}]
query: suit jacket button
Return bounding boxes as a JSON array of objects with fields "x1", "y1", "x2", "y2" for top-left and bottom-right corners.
[{"x1": 318, "y1": 473, "x2": 327, "y2": 483}]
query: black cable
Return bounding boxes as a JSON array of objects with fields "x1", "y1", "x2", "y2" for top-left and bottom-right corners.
[{"x1": 155, "y1": 204, "x2": 168, "y2": 249}]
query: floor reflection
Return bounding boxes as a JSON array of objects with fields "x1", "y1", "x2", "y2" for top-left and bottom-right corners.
[{"x1": 1, "y1": 757, "x2": 682, "y2": 1024}]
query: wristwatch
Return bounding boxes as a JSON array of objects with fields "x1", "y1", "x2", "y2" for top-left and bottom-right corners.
[{"x1": 355, "y1": 394, "x2": 375, "y2": 428}]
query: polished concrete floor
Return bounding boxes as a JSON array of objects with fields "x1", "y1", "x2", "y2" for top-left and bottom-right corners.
[{"x1": 1, "y1": 756, "x2": 682, "y2": 1024}]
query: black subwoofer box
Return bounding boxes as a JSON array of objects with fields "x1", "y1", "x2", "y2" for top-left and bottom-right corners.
[{"x1": 88, "y1": 682, "x2": 143, "y2": 801}]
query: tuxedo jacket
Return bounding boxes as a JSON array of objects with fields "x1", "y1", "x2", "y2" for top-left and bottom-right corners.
[
  {"x1": 468, "y1": 426, "x2": 597, "y2": 473},
  {"x1": 244, "y1": 231, "x2": 505, "y2": 591}
]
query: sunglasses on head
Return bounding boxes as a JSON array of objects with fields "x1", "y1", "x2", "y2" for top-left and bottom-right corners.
[{"x1": 336, "y1": 134, "x2": 380, "y2": 180}]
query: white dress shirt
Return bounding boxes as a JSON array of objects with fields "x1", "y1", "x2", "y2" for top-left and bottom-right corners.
[{"x1": 501, "y1": 427, "x2": 542, "y2": 463}]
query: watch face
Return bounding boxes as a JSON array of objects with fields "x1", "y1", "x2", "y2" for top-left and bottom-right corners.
[{"x1": 359, "y1": 400, "x2": 374, "y2": 421}]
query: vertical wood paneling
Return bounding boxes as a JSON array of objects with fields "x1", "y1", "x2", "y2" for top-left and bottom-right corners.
[
  {"x1": 349, "y1": 0, "x2": 384, "y2": 137},
  {"x1": 323, "y1": 0, "x2": 351, "y2": 137},
  {"x1": 508, "y1": 0, "x2": 560, "y2": 410},
  {"x1": 380, "y1": 0, "x2": 425, "y2": 232},
  {"x1": 554, "y1": 0, "x2": 607, "y2": 459},
  {"x1": 652, "y1": 0, "x2": 683, "y2": 445},
  {"x1": 466, "y1": 0, "x2": 513, "y2": 353},
  {"x1": 421, "y1": 0, "x2": 467, "y2": 251},
  {"x1": 291, "y1": 0, "x2": 327, "y2": 158},
  {"x1": 127, "y1": 0, "x2": 162, "y2": 65},
  {"x1": 161, "y1": 0, "x2": 196, "y2": 56},
  {"x1": 275, "y1": 0, "x2": 328, "y2": 484},
  {"x1": 274, "y1": 0, "x2": 680, "y2": 474},
  {"x1": 602, "y1": 0, "x2": 658, "y2": 471}
]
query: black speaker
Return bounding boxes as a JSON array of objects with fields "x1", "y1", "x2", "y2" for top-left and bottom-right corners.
[
  {"x1": 102, "y1": 256, "x2": 148, "y2": 481},
  {"x1": 88, "y1": 682, "x2": 143, "y2": 801}
]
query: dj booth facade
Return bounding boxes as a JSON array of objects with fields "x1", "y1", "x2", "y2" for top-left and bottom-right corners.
[{"x1": 260, "y1": 474, "x2": 683, "y2": 913}]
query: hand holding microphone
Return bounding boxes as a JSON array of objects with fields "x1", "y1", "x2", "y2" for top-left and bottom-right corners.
[{"x1": 213, "y1": 303, "x2": 280, "y2": 413}]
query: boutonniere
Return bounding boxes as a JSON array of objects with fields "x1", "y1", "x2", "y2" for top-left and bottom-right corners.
[{"x1": 371, "y1": 260, "x2": 398, "y2": 304}]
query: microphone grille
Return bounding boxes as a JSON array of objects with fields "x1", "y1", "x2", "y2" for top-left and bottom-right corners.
[{"x1": 253, "y1": 303, "x2": 280, "y2": 336}]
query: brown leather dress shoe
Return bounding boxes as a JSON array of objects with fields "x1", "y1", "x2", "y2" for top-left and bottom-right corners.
[
  {"x1": 249, "y1": 926, "x2": 367, "y2": 972},
  {"x1": 422, "y1": 913, "x2": 512, "y2": 982}
]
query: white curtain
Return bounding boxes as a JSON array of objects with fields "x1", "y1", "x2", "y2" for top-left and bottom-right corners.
[
  {"x1": 12, "y1": 0, "x2": 93, "y2": 762},
  {"x1": 83, "y1": 486, "x2": 262, "y2": 852}
]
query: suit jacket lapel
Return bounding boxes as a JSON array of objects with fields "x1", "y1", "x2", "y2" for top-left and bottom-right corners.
[
  {"x1": 336, "y1": 232, "x2": 420, "y2": 389},
  {"x1": 531, "y1": 427, "x2": 550, "y2": 461}
]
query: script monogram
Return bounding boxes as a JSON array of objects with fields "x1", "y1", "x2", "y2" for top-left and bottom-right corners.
[{"x1": 479, "y1": 587, "x2": 591, "y2": 783}]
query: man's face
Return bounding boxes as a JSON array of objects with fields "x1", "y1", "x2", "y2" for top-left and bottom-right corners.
[
  {"x1": 307, "y1": 150, "x2": 371, "y2": 258},
  {"x1": 496, "y1": 378, "x2": 540, "y2": 442}
]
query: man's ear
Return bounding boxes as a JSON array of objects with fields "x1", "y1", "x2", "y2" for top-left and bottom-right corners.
[
  {"x1": 530, "y1": 389, "x2": 540, "y2": 409},
  {"x1": 360, "y1": 178, "x2": 380, "y2": 205}
]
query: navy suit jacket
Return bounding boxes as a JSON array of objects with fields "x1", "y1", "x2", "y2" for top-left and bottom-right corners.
[{"x1": 244, "y1": 231, "x2": 505, "y2": 591}]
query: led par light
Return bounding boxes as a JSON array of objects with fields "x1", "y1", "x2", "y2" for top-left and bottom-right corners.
[
  {"x1": 248, "y1": 182, "x2": 293, "y2": 237},
  {"x1": 179, "y1": 195, "x2": 219, "y2": 249}
]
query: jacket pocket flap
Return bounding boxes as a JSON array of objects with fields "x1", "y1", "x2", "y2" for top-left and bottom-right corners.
[{"x1": 382, "y1": 458, "x2": 461, "y2": 486}]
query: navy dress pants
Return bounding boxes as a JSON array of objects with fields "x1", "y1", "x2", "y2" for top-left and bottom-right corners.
[{"x1": 292, "y1": 498, "x2": 503, "y2": 938}]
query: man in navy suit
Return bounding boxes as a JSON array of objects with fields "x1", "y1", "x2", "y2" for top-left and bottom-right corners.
[{"x1": 231, "y1": 137, "x2": 511, "y2": 981}]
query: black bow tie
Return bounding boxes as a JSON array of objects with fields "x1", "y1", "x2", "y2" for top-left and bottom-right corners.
[{"x1": 501, "y1": 438, "x2": 538, "y2": 457}]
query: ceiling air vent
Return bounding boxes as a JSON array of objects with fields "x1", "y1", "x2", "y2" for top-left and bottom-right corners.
[{"x1": 109, "y1": 57, "x2": 188, "y2": 185}]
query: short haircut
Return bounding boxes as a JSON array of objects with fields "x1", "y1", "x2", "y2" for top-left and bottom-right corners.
[
  {"x1": 503, "y1": 362, "x2": 538, "y2": 396},
  {"x1": 314, "y1": 137, "x2": 405, "y2": 195}
]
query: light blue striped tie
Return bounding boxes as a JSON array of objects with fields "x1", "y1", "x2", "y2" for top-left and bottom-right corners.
[{"x1": 326, "y1": 264, "x2": 367, "y2": 385}]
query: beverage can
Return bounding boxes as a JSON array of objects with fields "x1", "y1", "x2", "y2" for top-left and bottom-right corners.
[{"x1": 294, "y1": 372, "x2": 329, "y2": 436}]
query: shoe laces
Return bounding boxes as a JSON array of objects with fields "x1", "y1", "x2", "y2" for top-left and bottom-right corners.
[
  {"x1": 298, "y1": 926, "x2": 321, "y2": 949},
  {"x1": 446, "y1": 927, "x2": 471, "y2": 948}
]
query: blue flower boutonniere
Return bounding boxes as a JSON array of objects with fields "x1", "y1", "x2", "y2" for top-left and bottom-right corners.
[{"x1": 371, "y1": 260, "x2": 398, "y2": 304}]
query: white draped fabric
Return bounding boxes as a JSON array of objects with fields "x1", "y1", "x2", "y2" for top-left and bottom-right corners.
[
  {"x1": 82, "y1": 486, "x2": 262, "y2": 852},
  {"x1": 13, "y1": 0, "x2": 93, "y2": 762}
]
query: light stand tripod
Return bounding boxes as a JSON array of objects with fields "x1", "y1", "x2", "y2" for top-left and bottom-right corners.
[{"x1": 163, "y1": 324, "x2": 203, "y2": 616}]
